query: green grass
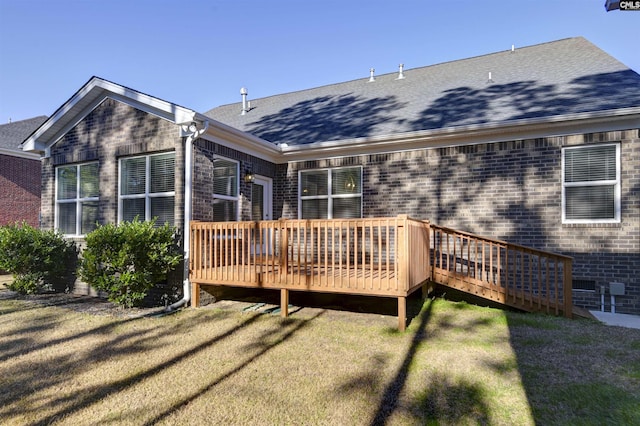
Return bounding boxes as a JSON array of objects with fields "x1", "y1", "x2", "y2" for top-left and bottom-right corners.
[{"x1": 0, "y1": 290, "x2": 639, "y2": 425}]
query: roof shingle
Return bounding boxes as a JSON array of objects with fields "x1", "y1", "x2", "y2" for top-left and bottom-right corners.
[
  {"x1": 0, "y1": 116, "x2": 48, "y2": 150},
  {"x1": 205, "y1": 37, "x2": 640, "y2": 146}
]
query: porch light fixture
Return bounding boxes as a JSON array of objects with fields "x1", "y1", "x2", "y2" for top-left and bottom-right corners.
[{"x1": 244, "y1": 171, "x2": 255, "y2": 183}]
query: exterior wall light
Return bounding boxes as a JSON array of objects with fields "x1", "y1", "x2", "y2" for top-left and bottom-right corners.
[{"x1": 244, "y1": 171, "x2": 255, "y2": 183}]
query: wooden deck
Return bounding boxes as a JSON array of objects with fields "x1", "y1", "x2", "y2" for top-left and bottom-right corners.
[
  {"x1": 189, "y1": 217, "x2": 573, "y2": 330},
  {"x1": 430, "y1": 224, "x2": 573, "y2": 317}
]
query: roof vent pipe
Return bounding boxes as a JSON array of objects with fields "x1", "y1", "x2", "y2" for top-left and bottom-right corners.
[
  {"x1": 511, "y1": 44, "x2": 515, "y2": 52},
  {"x1": 397, "y1": 63, "x2": 405, "y2": 80},
  {"x1": 369, "y1": 68, "x2": 375, "y2": 82},
  {"x1": 240, "y1": 87, "x2": 249, "y2": 115}
]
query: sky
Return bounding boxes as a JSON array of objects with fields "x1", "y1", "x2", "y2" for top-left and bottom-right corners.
[{"x1": 0, "y1": 0, "x2": 638, "y2": 123}]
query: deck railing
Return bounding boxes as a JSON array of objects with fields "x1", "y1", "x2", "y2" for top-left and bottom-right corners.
[
  {"x1": 189, "y1": 215, "x2": 430, "y2": 298},
  {"x1": 430, "y1": 224, "x2": 573, "y2": 317},
  {"x1": 189, "y1": 218, "x2": 573, "y2": 328}
]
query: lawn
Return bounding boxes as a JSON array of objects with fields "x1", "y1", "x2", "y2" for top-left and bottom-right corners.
[{"x1": 1, "y1": 286, "x2": 639, "y2": 425}]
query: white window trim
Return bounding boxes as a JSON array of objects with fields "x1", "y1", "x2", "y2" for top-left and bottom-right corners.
[
  {"x1": 561, "y1": 143, "x2": 621, "y2": 224},
  {"x1": 118, "y1": 152, "x2": 175, "y2": 224},
  {"x1": 55, "y1": 162, "x2": 99, "y2": 236},
  {"x1": 212, "y1": 156, "x2": 240, "y2": 221},
  {"x1": 298, "y1": 166, "x2": 363, "y2": 219}
]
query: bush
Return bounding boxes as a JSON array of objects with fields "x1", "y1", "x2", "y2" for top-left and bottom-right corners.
[
  {"x1": 0, "y1": 223, "x2": 78, "y2": 294},
  {"x1": 79, "y1": 218, "x2": 183, "y2": 308}
]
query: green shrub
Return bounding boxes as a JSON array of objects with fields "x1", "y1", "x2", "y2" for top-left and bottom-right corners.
[
  {"x1": 79, "y1": 218, "x2": 183, "y2": 308},
  {"x1": 0, "y1": 223, "x2": 78, "y2": 294}
]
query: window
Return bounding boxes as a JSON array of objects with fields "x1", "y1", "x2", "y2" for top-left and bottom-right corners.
[
  {"x1": 299, "y1": 167, "x2": 362, "y2": 219},
  {"x1": 56, "y1": 162, "x2": 99, "y2": 235},
  {"x1": 562, "y1": 144, "x2": 620, "y2": 223},
  {"x1": 212, "y1": 158, "x2": 239, "y2": 221},
  {"x1": 119, "y1": 152, "x2": 175, "y2": 225}
]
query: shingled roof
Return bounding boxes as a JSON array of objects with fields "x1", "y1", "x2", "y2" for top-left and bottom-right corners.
[
  {"x1": 205, "y1": 37, "x2": 640, "y2": 147},
  {"x1": 0, "y1": 116, "x2": 48, "y2": 151}
]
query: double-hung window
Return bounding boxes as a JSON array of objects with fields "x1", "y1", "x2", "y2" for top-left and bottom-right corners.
[
  {"x1": 299, "y1": 167, "x2": 362, "y2": 219},
  {"x1": 56, "y1": 162, "x2": 99, "y2": 236},
  {"x1": 119, "y1": 152, "x2": 175, "y2": 225},
  {"x1": 562, "y1": 144, "x2": 620, "y2": 223},
  {"x1": 212, "y1": 158, "x2": 239, "y2": 221}
]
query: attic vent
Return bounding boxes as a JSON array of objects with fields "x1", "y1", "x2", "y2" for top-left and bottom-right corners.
[
  {"x1": 240, "y1": 87, "x2": 249, "y2": 115},
  {"x1": 369, "y1": 68, "x2": 375, "y2": 82},
  {"x1": 397, "y1": 63, "x2": 405, "y2": 80}
]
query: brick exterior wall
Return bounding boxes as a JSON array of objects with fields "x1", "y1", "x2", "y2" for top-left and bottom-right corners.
[
  {"x1": 0, "y1": 154, "x2": 41, "y2": 227},
  {"x1": 275, "y1": 129, "x2": 640, "y2": 314},
  {"x1": 41, "y1": 99, "x2": 185, "y2": 297},
  {"x1": 191, "y1": 139, "x2": 277, "y2": 221},
  {"x1": 42, "y1": 99, "x2": 639, "y2": 315}
]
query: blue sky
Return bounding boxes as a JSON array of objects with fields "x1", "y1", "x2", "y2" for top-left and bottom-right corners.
[{"x1": 0, "y1": 0, "x2": 637, "y2": 123}]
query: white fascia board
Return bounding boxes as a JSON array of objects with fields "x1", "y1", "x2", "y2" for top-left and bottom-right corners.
[
  {"x1": 23, "y1": 77, "x2": 107, "y2": 153},
  {"x1": 0, "y1": 147, "x2": 41, "y2": 160},
  {"x1": 195, "y1": 114, "x2": 282, "y2": 163},
  {"x1": 279, "y1": 108, "x2": 640, "y2": 162},
  {"x1": 104, "y1": 82, "x2": 196, "y2": 123},
  {"x1": 22, "y1": 77, "x2": 197, "y2": 154}
]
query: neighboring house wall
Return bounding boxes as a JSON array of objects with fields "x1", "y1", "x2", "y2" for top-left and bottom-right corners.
[
  {"x1": 41, "y1": 98, "x2": 185, "y2": 295},
  {"x1": 275, "y1": 129, "x2": 640, "y2": 314},
  {"x1": 0, "y1": 153, "x2": 41, "y2": 227}
]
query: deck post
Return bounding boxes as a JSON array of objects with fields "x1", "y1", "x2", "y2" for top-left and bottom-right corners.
[
  {"x1": 398, "y1": 296, "x2": 407, "y2": 331},
  {"x1": 191, "y1": 281, "x2": 200, "y2": 307},
  {"x1": 279, "y1": 219, "x2": 288, "y2": 285},
  {"x1": 397, "y1": 215, "x2": 409, "y2": 292},
  {"x1": 422, "y1": 281, "x2": 434, "y2": 299},
  {"x1": 563, "y1": 258, "x2": 573, "y2": 318},
  {"x1": 280, "y1": 288, "x2": 289, "y2": 318}
]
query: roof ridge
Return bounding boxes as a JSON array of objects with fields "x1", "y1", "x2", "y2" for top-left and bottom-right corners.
[{"x1": 206, "y1": 37, "x2": 588, "y2": 111}]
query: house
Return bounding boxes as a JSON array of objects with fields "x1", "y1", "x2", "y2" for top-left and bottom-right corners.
[
  {"x1": 0, "y1": 116, "x2": 47, "y2": 227},
  {"x1": 22, "y1": 37, "x2": 640, "y2": 317}
]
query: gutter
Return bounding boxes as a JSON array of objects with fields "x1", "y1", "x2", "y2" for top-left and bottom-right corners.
[
  {"x1": 166, "y1": 120, "x2": 209, "y2": 311},
  {"x1": 278, "y1": 107, "x2": 640, "y2": 162}
]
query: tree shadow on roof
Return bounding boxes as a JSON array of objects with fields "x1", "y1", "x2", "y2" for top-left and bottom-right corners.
[
  {"x1": 410, "y1": 70, "x2": 640, "y2": 131},
  {"x1": 246, "y1": 94, "x2": 406, "y2": 145}
]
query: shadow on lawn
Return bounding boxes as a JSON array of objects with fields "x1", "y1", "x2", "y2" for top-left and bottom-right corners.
[
  {"x1": 25, "y1": 309, "x2": 319, "y2": 425},
  {"x1": 143, "y1": 310, "x2": 324, "y2": 425},
  {"x1": 367, "y1": 297, "x2": 436, "y2": 425},
  {"x1": 0, "y1": 294, "x2": 323, "y2": 425},
  {"x1": 339, "y1": 297, "x2": 491, "y2": 426}
]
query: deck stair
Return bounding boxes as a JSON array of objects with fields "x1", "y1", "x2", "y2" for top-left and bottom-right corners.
[{"x1": 430, "y1": 224, "x2": 573, "y2": 317}]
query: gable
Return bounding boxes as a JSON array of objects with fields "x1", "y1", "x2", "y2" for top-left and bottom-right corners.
[
  {"x1": 22, "y1": 77, "x2": 198, "y2": 156},
  {"x1": 50, "y1": 98, "x2": 180, "y2": 165}
]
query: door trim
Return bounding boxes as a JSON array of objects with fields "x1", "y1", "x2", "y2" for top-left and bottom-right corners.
[{"x1": 253, "y1": 175, "x2": 273, "y2": 220}]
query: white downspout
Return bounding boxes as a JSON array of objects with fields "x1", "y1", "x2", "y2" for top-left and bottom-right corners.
[{"x1": 166, "y1": 120, "x2": 208, "y2": 311}]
